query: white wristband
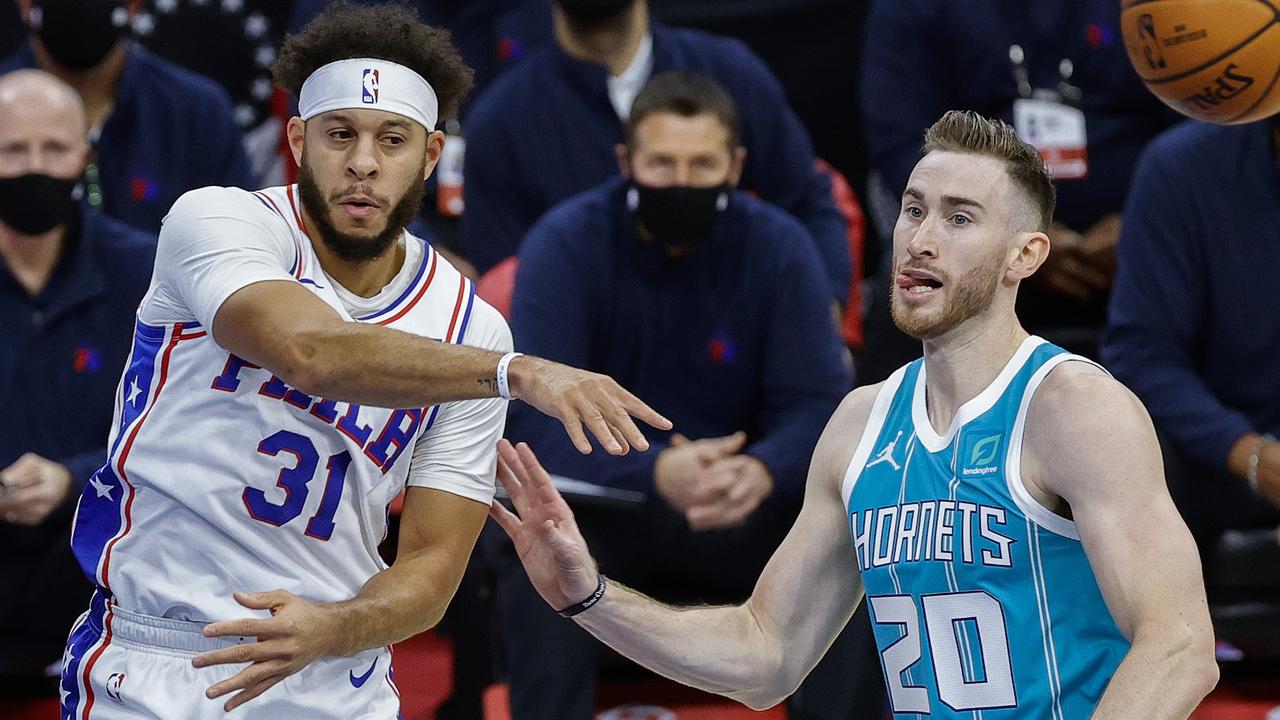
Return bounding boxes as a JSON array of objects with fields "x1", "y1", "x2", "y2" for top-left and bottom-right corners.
[{"x1": 496, "y1": 352, "x2": 524, "y2": 400}]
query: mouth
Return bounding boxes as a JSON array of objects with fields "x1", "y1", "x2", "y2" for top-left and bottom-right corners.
[
  {"x1": 895, "y1": 269, "x2": 944, "y2": 298},
  {"x1": 337, "y1": 196, "x2": 382, "y2": 220}
]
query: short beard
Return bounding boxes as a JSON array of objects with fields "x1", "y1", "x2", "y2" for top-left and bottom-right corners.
[
  {"x1": 296, "y1": 159, "x2": 425, "y2": 264},
  {"x1": 890, "y1": 259, "x2": 1002, "y2": 340}
]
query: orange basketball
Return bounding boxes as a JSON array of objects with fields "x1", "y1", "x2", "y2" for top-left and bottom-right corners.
[{"x1": 1120, "y1": 0, "x2": 1280, "y2": 124}]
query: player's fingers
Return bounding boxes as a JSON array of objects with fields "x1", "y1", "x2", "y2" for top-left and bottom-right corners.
[
  {"x1": 209, "y1": 660, "x2": 289, "y2": 705},
  {"x1": 574, "y1": 396, "x2": 624, "y2": 455},
  {"x1": 618, "y1": 391, "x2": 672, "y2": 431},
  {"x1": 223, "y1": 671, "x2": 288, "y2": 713},
  {"x1": 233, "y1": 590, "x2": 290, "y2": 610},
  {"x1": 192, "y1": 639, "x2": 279, "y2": 669},
  {"x1": 669, "y1": 433, "x2": 689, "y2": 447},
  {"x1": 601, "y1": 397, "x2": 648, "y2": 453},
  {"x1": 200, "y1": 617, "x2": 279, "y2": 641},
  {"x1": 498, "y1": 454, "x2": 536, "y2": 517},
  {"x1": 514, "y1": 443, "x2": 562, "y2": 506},
  {"x1": 489, "y1": 501, "x2": 522, "y2": 537},
  {"x1": 557, "y1": 409, "x2": 593, "y2": 455}
]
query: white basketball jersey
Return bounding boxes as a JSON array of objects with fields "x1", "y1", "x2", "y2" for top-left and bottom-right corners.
[{"x1": 70, "y1": 184, "x2": 512, "y2": 621}]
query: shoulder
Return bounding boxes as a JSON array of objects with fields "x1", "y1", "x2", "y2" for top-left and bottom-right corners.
[
  {"x1": 814, "y1": 382, "x2": 887, "y2": 480},
  {"x1": 462, "y1": 297, "x2": 514, "y2": 354},
  {"x1": 1024, "y1": 359, "x2": 1159, "y2": 490},
  {"x1": 1139, "y1": 119, "x2": 1248, "y2": 177},
  {"x1": 734, "y1": 196, "x2": 820, "y2": 264},
  {"x1": 130, "y1": 45, "x2": 233, "y2": 103},
  {"x1": 164, "y1": 186, "x2": 278, "y2": 225},
  {"x1": 657, "y1": 24, "x2": 755, "y2": 66}
]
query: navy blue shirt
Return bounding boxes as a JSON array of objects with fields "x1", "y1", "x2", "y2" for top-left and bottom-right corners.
[
  {"x1": 1, "y1": 42, "x2": 253, "y2": 234},
  {"x1": 462, "y1": 23, "x2": 851, "y2": 303},
  {"x1": 1102, "y1": 120, "x2": 1280, "y2": 471},
  {"x1": 507, "y1": 178, "x2": 852, "y2": 503},
  {"x1": 861, "y1": 0, "x2": 1176, "y2": 233},
  {"x1": 0, "y1": 211, "x2": 155, "y2": 542}
]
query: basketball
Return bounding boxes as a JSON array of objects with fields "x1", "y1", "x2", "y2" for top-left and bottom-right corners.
[{"x1": 1120, "y1": 0, "x2": 1280, "y2": 124}]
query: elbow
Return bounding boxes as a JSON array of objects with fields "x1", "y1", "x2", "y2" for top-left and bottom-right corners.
[
  {"x1": 731, "y1": 645, "x2": 798, "y2": 711},
  {"x1": 275, "y1": 329, "x2": 335, "y2": 396},
  {"x1": 1186, "y1": 639, "x2": 1220, "y2": 701}
]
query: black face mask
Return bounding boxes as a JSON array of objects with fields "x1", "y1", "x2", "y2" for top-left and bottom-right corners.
[
  {"x1": 0, "y1": 173, "x2": 81, "y2": 235},
  {"x1": 628, "y1": 181, "x2": 731, "y2": 255},
  {"x1": 30, "y1": 0, "x2": 128, "y2": 71},
  {"x1": 558, "y1": 0, "x2": 635, "y2": 24}
]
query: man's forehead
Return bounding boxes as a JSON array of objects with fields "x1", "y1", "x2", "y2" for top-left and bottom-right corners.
[
  {"x1": 309, "y1": 106, "x2": 423, "y2": 132},
  {"x1": 634, "y1": 112, "x2": 730, "y2": 148},
  {"x1": 0, "y1": 73, "x2": 86, "y2": 136},
  {"x1": 906, "y1": 151, "x2": 1009, "y2": 203}
]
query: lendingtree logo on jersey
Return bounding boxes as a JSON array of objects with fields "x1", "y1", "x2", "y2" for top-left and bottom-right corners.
[{"x1": 963, "y1": 433, "x2": 1002, "y2": 477}]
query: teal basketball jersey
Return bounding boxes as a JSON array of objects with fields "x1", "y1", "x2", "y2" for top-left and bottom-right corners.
[{"x1": 843, "y1": 336, "x2": 1128, "y2": 719}]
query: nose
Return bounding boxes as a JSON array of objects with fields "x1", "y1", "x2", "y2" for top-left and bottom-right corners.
[
  {"x1": 346, "y1": 135, "x2": 379, "y2": 180},
  {"x1": 904, "y1": 214, "x2": 940, "y2": 260}
]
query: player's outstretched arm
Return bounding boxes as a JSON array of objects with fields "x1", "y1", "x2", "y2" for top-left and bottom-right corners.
[
  {"x1": 214, "y1": 280, "x2": 670, "y2": 455},
  {"x1": 490, "y1": 387, "x2": 876, "y2": 710},
  {"x1": 1026, "y1": 364, "x2": 1218, "y2": 719}
]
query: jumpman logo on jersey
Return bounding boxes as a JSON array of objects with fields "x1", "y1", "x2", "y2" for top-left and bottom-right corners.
[{"x1": 866, "y1": 430, "x2": 903, "y2": 471}]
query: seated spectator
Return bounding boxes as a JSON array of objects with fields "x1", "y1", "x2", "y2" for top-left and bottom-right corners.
[
  {"x1": 1102, "y1": 117, "x2": 1280, "y2": 567},
  {"x1": 491, "y1": 72, "x2": 882, "y2": 720},
  {"x1": 859, "y1": 0, "x2": 1177, "y2": 377},
  {"x1": 3, "y1": 0, "x2": 253, "y2": 233},
  {"x1": 462, "y1": 0, "x2": 851, "y2": 306},
  {"x1": 0, "y1": 69, "x2": 155, "y2": 695}
]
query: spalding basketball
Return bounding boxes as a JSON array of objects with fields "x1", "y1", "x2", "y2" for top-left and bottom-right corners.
[{"x1": 1120, "y1": 0, "x2": 1280, "y2": 124}]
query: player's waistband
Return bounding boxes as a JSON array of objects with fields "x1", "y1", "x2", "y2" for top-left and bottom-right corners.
[{"x1": 88, "y1": 593, "x2": 254, "y2": 656}]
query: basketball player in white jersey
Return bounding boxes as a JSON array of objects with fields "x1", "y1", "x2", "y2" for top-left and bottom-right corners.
[
  {"x1": 492, "y1": 111, "x2": 1219, "y2": 718},
  {"x1": 59, "y1": 5, "x2": 669, "y2": 718}
]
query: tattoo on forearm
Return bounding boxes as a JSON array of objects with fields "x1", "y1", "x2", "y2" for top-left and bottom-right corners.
[{"x1": 477, "y1": 378, "x2": 499, "y2": 394}]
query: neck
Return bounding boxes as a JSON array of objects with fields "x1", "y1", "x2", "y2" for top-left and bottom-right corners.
[
  {"x1": 554, "y1": 2, "x2": 649, "y2": 76},
  {"x1": 300, "y1": 206, "x2": 405, "y2": 298},
  {"x1": 919, "y1": 297, "x2": 1029, "y2": 432},
  {"x1": 0, "y1": 221, "x2": 67, "y2": 297},
  {"x1": 34, "y1": 40, "x2": 128, "y2": 131}
]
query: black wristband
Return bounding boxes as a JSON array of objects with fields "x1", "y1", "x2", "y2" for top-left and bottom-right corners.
[{"x1": 558, "y1": 574, "x2": 607, "y2": 618}]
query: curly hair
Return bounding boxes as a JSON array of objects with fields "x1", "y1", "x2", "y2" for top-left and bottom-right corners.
[{"x1": 273, "y1": 2, "x2": 474, "y2": 121}]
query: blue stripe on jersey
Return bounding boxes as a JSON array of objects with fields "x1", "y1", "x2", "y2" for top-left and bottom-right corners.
[
  {"x1": 59, "y1": 590, "x2": 109, "y2": 717},
  {"x1": 455, "y1": 281, "x2": 477, "y2": 344},
  {"x1": 848, "y1": 338, "x2": 1129, "y2": 719},
  {"x1": 104, "y1": 320, "x2": 165, "y2": 460},
  {"x1": 358, "y1": 247, "x2": 432, "y2": 321}
]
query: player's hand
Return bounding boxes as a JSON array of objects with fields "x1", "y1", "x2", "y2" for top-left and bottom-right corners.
[
  {"x1": 685, "y1": 455, "x2": 774, "y2": 532},
  {"x1": 1034, "y1": 222, "x2": 1110, "y2": 300},
  {"x1": 506, "y1": 355, "x2": 672, "y2": 456},
  {"x1": 1254, "y1": 442, "x2": 1280, "y2": 509},
  {"x1": 489, "y1": 440, "x2": 600, "y2": 612},
  {"x1": 0, "y1": 453, "x2": 73, "y2": 526},
  {"x1": 194, "y1": 590, "x2": 341, "y2": 712},
  {"x1": 653, "y1": 432, "x2": 747, "y2": 513}
]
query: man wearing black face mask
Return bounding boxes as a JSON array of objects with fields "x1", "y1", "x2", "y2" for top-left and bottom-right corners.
[
  {"x1": 0, "y1": 69, "x2": 155, "y2": 696},
  {"x1": 493, "y1": 73, "x2": 885, "y2": 720},
  {"x1": 0, "y1": 0, "x2": 253, "y2": 234}
]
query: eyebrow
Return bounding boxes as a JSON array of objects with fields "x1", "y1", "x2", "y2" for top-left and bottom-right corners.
[
  {"x1": 319, "y1": 114, "x2": 412, "y2": 131},
  {"x1": 902, "y1": 187, "x2": 986, "y2": 212}
]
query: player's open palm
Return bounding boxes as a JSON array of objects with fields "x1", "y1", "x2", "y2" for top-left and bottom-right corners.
[
  {"x1": 508, "y1": 355, "x2": 672, "y2": 456},
  {"x1": 489, "y1": 440, "x2": 600, "y2": 612}
]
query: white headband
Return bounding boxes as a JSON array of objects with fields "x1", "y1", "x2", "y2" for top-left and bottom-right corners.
[{"x1": 298, "y1": 58, "x2": 439, "y2": 131}]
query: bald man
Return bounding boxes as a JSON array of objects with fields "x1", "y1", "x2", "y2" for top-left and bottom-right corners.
[{"x1": 0, "y1": 69, "x2": 156, "y2": 694}]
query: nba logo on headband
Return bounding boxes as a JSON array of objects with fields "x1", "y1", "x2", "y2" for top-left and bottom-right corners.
[{"x1": 362, "y1": 68, "x2": 379, "y2": 104}]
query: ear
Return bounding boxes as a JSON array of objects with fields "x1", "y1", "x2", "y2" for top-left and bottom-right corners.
[
  {"x1": 1007, "y1": 230, "x2": 1050, "y2": 282},
  {"x1": 614, "y1": 143, "x2": 630, "y2": 179},
  {"x1": 727, "y1": 146, "x2": 747, "y2": 187},
  {"x1": 422, "y1": 129, "x2": 445, "y2": 180},
  {"x1": 286, "y1": 117, "x2": 306, "y2": 168}
]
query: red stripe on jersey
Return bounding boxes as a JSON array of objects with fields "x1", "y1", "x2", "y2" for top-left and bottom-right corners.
[
  {"x1": 79, "y1": 607, "x2": 114, "y2": 720},
  {"x1": 443, "y1": 277, "x2": 469, "y2": 343},
  {"x1": 99, "y1": 324, "x2": 189, "y2": 589},
  {"x1": 377, "y1": 249, "x2": 439, "y2": 327}
]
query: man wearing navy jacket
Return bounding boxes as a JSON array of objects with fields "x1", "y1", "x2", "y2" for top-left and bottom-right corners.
[
  {"x1": 1102, "y1": 117, "x2": 1280, "y2": 563},
  {"x1": 0, "y1": 69, "x2": 155, "y2": 694},
  {"x1": 3, "y1": 0, "x2": 253, "y2": 234},
  {"x1": 461, "y1": 0, "x2": 851, "y2": 306},
  {"x1": 494, "y1": 72, "x2": 882, "y2": 720}
]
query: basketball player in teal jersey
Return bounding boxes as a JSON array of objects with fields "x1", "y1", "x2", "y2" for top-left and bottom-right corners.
[{"x1": 490, "y1": 110, "x2": 1219, "y2": 718}]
